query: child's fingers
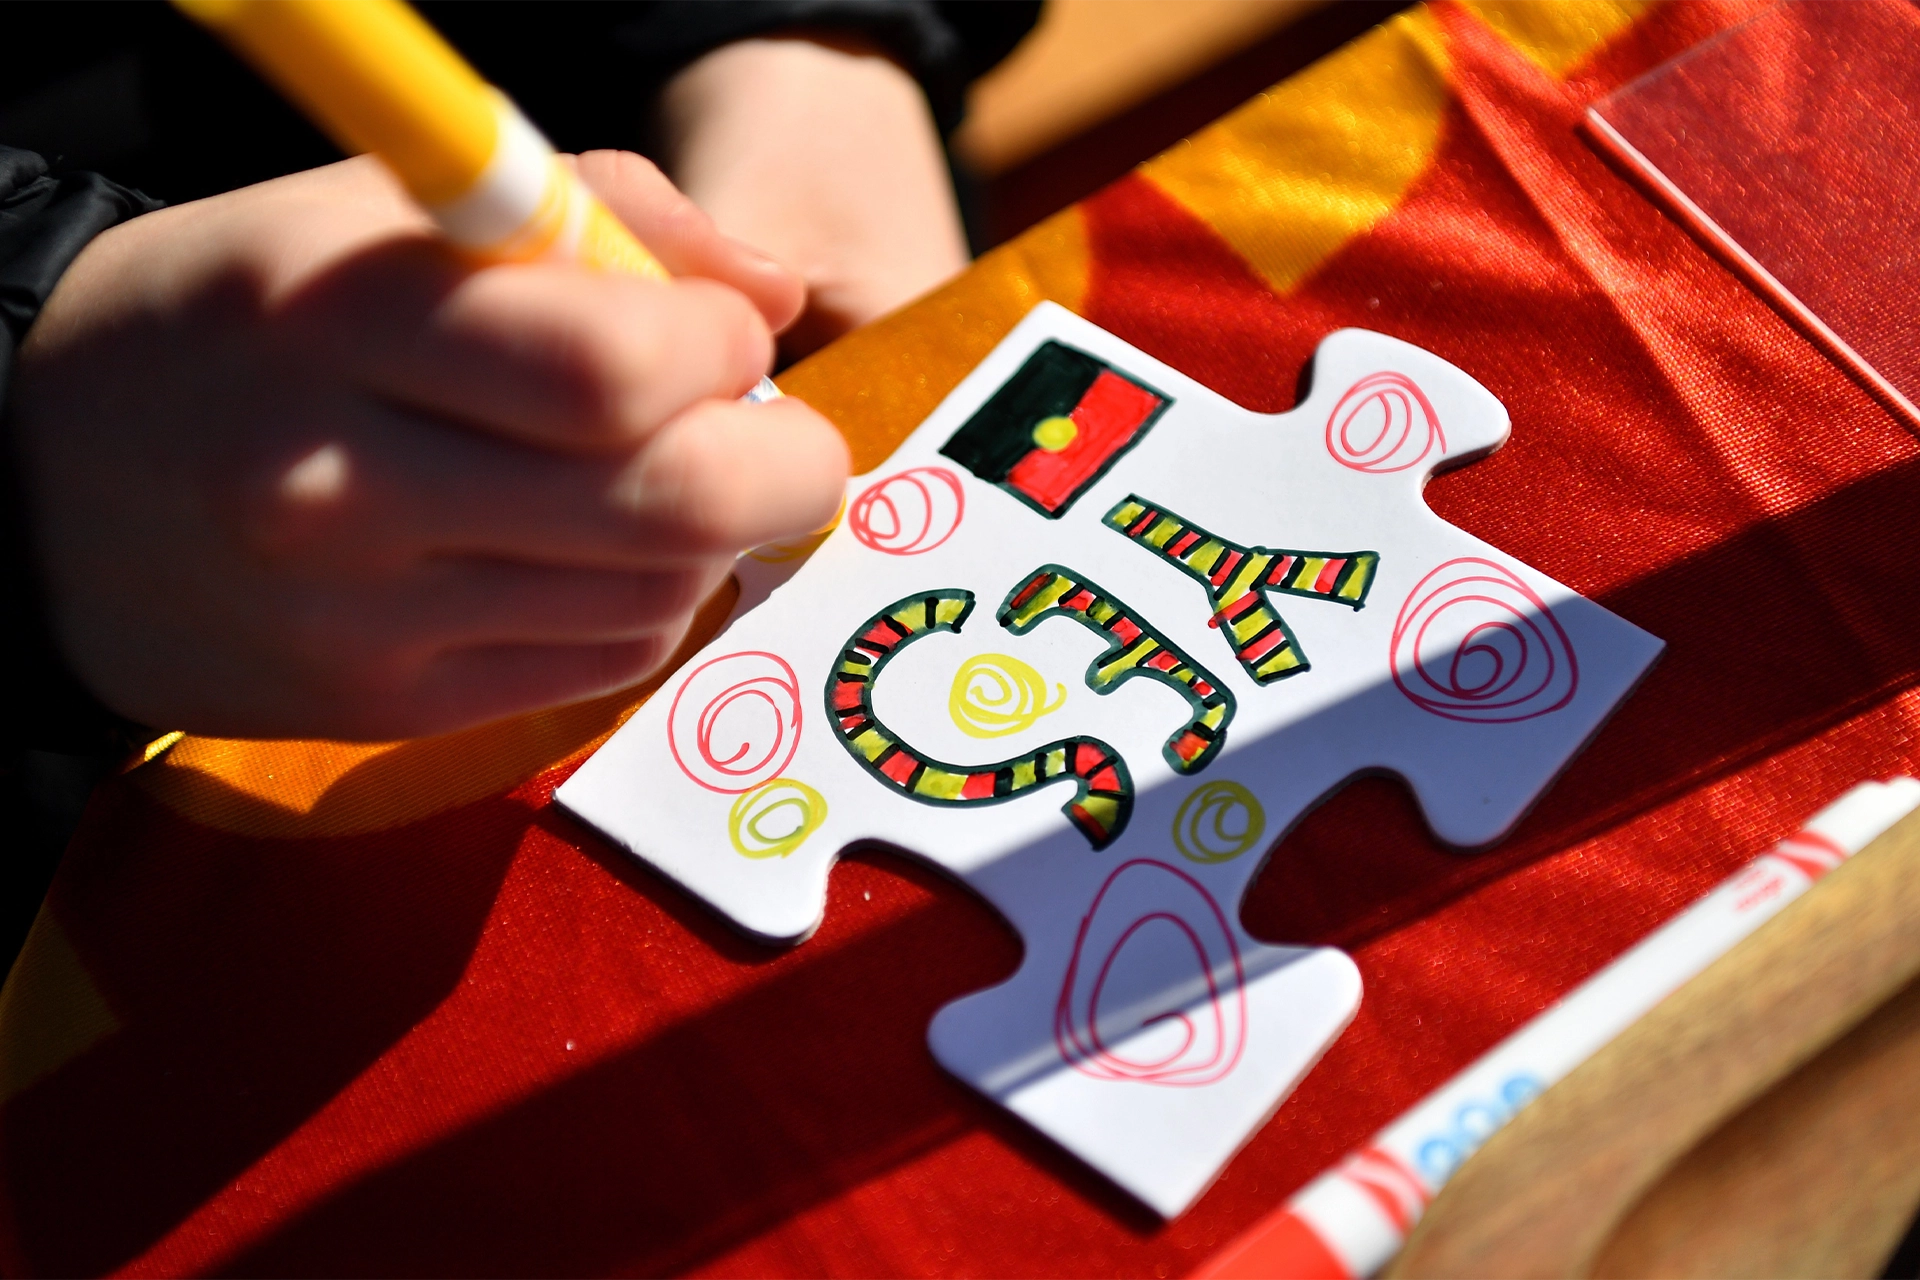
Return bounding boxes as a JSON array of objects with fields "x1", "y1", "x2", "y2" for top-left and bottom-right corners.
[
  {"x1": 572, "y1": 149, "x2": 806, "y2": 334},
  {"x1": 396, "y1": 397, "x2": 850, "y2": 569},
  {"x1": 393, "y1": 558, "x2": 730, "y2": 649},
  {"x1": 240, "y1": 396, "x2": 843, "y2": 569},
  {"x1": 618, "y1": 397, "x2": 851, "y2": 552},
  {"x1": 311, "y1": 249, "x2": 773, "y2": 454},
  {"x1": 406, "y1": 637, "x2": 682, "y2": 735},
  {"x1": 344, "y1": 559, "x2": 733, "y2": 737}
]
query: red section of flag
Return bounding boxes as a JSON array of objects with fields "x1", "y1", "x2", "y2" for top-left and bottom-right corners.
[{"x1": 1005, "y1": 370, "x2": 1163, "y2": 512}]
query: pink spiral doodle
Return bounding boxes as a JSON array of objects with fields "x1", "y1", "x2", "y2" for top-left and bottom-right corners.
[
  {"x1": 1325, "y1": 372, "x2": 1445, "y2": 473},
  {"x1": 1390, "y1": 558, "x2": 1579, "y2": 723},
  {"x1": 848, "y1": 466, "x2": 965, "y2": 555},
  {"x1": 1055, "y1": 859, "x2": 1246, "y2": 1087},
  {"x1": 668, "y1": 651, "x2": 803, "y2": 792}
]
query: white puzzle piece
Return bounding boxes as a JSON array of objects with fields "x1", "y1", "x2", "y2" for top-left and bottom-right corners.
[{"x1": 557, "y1": 303, "x2": 1663, "y2": 1217}]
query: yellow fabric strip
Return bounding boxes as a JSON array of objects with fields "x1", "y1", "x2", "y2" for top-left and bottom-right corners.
[
  {"x1": 0, "y1": 909, "x2": 119, "y2": 1106},
  {"x1": 1461, "y1": 0, "x2": 1653, "y2": 77},
  {"x1": 1139, "y1": 7, "x2": 1453, "y2": 298}
]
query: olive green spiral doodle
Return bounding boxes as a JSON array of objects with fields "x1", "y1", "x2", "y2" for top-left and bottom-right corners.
[
  {"x1": 1172, "y1": 780, "x2": 1266, "y2": 864},
  {"x1": 728, "y1": 778, "x2": 828, "y2": 859},
  {"x1": 948, "y1": 653, "x2": 1067, "y2": 738}
]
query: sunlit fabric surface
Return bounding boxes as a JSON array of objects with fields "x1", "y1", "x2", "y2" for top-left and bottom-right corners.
[{"x1": 6, "y1": 2, "x2": 1918, "y2": 1273}]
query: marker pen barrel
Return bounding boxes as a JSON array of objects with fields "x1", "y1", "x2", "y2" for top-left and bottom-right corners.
[
  {"x1": 177, "y1": 0, "x2": 672, "y2": 277},
  {"x1": 176, "y1": 0, "x2": 784, "y2": 402}
]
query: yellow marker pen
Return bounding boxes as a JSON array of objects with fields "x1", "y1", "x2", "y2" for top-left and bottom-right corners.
[{"x1": 176, "y1": 0, "x2": 783, "y2": 401}]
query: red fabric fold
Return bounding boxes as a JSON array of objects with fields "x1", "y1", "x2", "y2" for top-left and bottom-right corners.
[{"x1": 7, "y1": 4, "x2": 1920, "y2": 1275}]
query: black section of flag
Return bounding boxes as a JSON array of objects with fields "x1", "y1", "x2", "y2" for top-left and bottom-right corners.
[{"x1": 940, "y1": 341, "x2": 1105, "y2": 483}]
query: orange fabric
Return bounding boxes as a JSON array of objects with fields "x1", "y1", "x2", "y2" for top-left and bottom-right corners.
[{"x1": 8, "y1": 3, "x2": 1920, "y2": 1275}]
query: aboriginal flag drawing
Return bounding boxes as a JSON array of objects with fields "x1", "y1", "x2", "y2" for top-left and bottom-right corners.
[{"x1": 941, "y1": 341, "x2": 1172, "y2": 518}]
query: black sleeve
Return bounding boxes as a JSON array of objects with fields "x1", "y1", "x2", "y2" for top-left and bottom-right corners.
[
  {"x1": 0, "y1": 145, "x2": 161, "y2": 753},
  {"x1": 603, "y1": 1, "x2": 1042, "y2": 135}
]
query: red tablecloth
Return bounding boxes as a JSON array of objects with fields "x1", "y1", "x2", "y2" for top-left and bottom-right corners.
[{"x1": 5, "y1": 2, "x2": 1918, "y2": 1274}]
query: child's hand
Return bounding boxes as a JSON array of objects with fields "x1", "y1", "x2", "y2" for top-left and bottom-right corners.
[
  {"x1": 660, "y1": 34, "x2": 972, "y2": 361},
  {"x1": 10, "y1": 152, "x2": 850, "y2": 740}
]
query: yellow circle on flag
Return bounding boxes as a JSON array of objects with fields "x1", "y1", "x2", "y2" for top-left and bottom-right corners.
[{"x1": 1032, "y1": 415, "x2": 1078, "y2": 451}]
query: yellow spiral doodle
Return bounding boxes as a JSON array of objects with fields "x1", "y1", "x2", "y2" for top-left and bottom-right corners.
[
  {"x1": 1173, "y1": 781, "x2": 1266, "y2": 864},
  {"x1": 948, "y1": 653, "x2": 1068, "y2": 738},
  {"x1": 728, "y1": 778, "x2": 828, "y2": 859}
]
